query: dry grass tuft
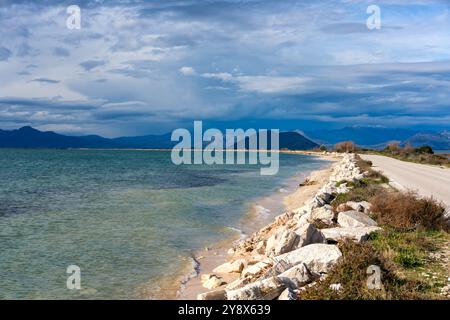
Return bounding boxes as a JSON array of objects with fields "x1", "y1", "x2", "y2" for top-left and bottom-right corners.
[{"x1": 370, "y1": 190, "x2": 449, "y2": 232}]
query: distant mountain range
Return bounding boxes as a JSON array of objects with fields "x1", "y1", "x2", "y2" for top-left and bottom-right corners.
[
  {"x1": 1, "y1": 126, "x2": 448, "y2": 150},
  {"x1": 305, "y1": 126, "x2": 450, "y2": 150},
  {"x1": 0, "y1": 126, "x2": 319, "y2": 150},
  {"x1": 305, "y1": 126, "x2": 417, "y2": 147},
  {"x1": 405, "y1": 131, "x2": 450, "y2": 150}
]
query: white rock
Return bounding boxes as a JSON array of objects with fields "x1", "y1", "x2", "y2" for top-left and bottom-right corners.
[
  {"x1": 201, "y1": 274, "x2": 212, "y2": 282},
  {"x1": 336, "y1": 183, "x2": 349, "y2": 194},
  {"x1": 346, "y1": 201, "x2": 372, "y2": 214},
  {"x1": 266, "y1": 229, "x2": 298, "y2": 257},
  {"x1": 293, "y1": 205, "x2": 310, "y2": 216},
  {"x1": 277, "y1": 288, "x2": 296, "y2": 300},
  {"x1": 213, "y1": 259, "x2": 245, "y2": 274},
  {"x1": 274, "y1": 211, "x2": 295, "y2": 225},
  {"x1": 329, "y1": 283, "x2": 342, "y2": 292},
  {"x1": 296, "y1": 212, "x2": 312, "y2": 228},
  {"x1": 306, "y1": 196, "x2": 325, "y2": 210},
  {"x1": 225, "y1": 277, "x2": 251, "y2": 290},
  {"x1": 203, "y1": 275, "x2": 225, "y2": 290},
  {"x1": 321, "y1": 226, "x2": 381, "y2": 243},
  {"x1": 274, "y1": 243, "x2": 342, "y2": 273},
  {"x1": 241, "y1": 259, "x2": 273, "y2": 278},
  {"x1": 278, "y1": 263, "x2": 314, "y2": 288},
  {"x1": 337, "y1": 210, "x2": 377, "y2": 228},
  {"x1": 197, "y1": 289, "x2": 226, "y2": 300},
  {"x1": 226, "y1": 276, "x2": 286, "y2": 300},
  {"x1": 317, "y1": 192, "x2": 333, "y2": 204},
  {"x1": 294, "y1": 223, "x2": 326, "y2": 247},
  {"x1": 255, "y1": 240, "x2": 266, "y2": 254},
  {"x1": 310, "y1": 205, "x2": 335, "y2": 225},
  {"x1": 247, "y1": 254, "x2": 267, "y2": 265}
]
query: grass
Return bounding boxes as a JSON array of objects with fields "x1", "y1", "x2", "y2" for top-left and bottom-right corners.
[
  {"x1": 298, "y1": 154, "x2": 449, "y2": 300},
  {"x1": 299, "y1": 230, "x2": 449, "y2": 300},
  {"x1": 298, "y1": 239, "x2": 433, "y2": 300},
  {"x1": 368, "y1": 229, "x2": 435, "y2": 268},
  {"x1": 331, "y1": 181, "x2": 384, "y2": 210}
]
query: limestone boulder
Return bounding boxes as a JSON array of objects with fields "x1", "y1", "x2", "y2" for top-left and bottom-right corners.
[
  {"x1": 197, "y1": 289, "x2": 227, "y2": 300},
  {"x1": 255, "y1": 240, "x2": 266, "y2": 254},
  {"x1": 294, "y1": 223, "x2": 326, "y2": 247},
  {"x1": 278, "y1": 263, "x2": 314, "y2": 289},
  {"x1": 310, "y1": 205, "x2": 335, "y2": 225},
  {"x1": 293, "y1": 205, "x2": 311, "y2": 216},
  {"x1": 273, "y1": 243, "x2": 342, "y2": 273},
  {"x1": 277, "y1": 288, "x2": 296, "y2": 300},
  {"x1": 241, "y1": 259, "x2": 273, "y2": 278},
  {"x1": 321, "y1": 226, "x2": 381, "y2": 243},
  {"x1": 225, "y1": 277, "x2": 251, "y2": 290},
  {"x1": 337, "y1": 210, "x2": 377, "y2": 228},
  {"x1": 265, "y1": 229, "x2": 298, "y2": 257},
  {"x1": 213, "y1": 259, "x2": 246, "y2": 274},
  {"x1": 202, "y1": 275, "x2": 226, "y2": 290},
  {"x1": 226, "y1": 276, "x2": 286, "y2": 300},
  {"x1": 345, "y1": 201, "x2": 372, "y2": 214}
]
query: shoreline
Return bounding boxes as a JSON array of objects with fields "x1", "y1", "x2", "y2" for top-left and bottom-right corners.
[{"x1": 177, "y1": 153, "x2": 338, "y2": 299}]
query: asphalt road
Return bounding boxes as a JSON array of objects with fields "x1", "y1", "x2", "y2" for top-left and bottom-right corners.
[{"x1": 360, "y1": 154, "x2": 450, "y2": 208}]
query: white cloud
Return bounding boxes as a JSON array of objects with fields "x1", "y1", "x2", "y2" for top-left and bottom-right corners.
[
  {"x1": 235, "y1": 76, "x2": 309, "y2": 94},
  {"x1": 201, "y1": 72, "x2": 233, "y2": 81},
  {"x1": 179, "y1": 66, "x2": 196, "y2": 75}
]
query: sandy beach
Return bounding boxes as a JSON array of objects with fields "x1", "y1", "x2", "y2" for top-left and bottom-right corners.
[{"x1": 177, "y1": 153, "x2": 338, "y2": 299}]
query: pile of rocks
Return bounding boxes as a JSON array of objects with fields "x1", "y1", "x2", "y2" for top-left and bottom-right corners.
[{"x1": 198, "y1": 153, "x2": 382, "y2": 300}]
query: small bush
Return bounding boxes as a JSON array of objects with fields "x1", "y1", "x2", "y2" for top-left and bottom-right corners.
[
  {"x1": 355, "y1": 157, "x2": 372, "y2": 172},
  {"x1": 385, "y1": 142, "x2": 401, "y2": 153},
  {"x1": 370, "y1": 190, "x2": 449, "y2": 231},
  {"x1": 415, "y1": 145, "x2": 434, "y2": 154},
  {"x1": 396, "y1": 248, "x2": 423, "y2": 268},
  {"x1": 335, "y1": 180, "x2": 348, "y2": 187},
  {"x1": 334, "y1": 141, "x2": 356, "y2": 153}
]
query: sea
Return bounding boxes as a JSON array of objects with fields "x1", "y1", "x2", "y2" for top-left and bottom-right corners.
[{"x1": 0, "y1": 149, "x2": 330, "y2": 299}]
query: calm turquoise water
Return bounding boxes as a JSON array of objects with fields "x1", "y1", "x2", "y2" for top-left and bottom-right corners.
[{"x1": 0, "y1": 149, "x2": 329, "y2": 299}]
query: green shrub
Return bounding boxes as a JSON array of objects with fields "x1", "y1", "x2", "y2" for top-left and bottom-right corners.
[{"x1": 415, "y1": 146, "x2": 434, "y2": 154}]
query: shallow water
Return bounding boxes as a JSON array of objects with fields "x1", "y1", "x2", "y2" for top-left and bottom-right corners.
[{"x1": 0, "y1": 149, "x2": 329, "y2": 299}]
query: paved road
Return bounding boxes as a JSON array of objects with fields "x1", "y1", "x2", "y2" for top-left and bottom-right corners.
[{"x1": 360, "y1": 154, "x2": 450, "y2": 208}]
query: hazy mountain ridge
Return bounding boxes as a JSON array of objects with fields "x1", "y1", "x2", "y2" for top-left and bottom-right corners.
[
  {"x1": 405, "y1": 131, "x2": 450, "y2": 150},
  {"x1": 2, "y1": 126, "x2": 448, "y2": 150},
  {"x1": 306, "y1": 126, "x2": 450, "y2": 150},
  {"x1": 0, "y1": 127, "x2": 319, "y2": 150},
  {"x1": 306, "y1": 126, "x2": 418, "y2": 147}
]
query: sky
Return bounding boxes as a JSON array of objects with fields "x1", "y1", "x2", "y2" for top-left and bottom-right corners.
[{"x1": 0, "y1": 0, "x2": 449, "y2": 137}]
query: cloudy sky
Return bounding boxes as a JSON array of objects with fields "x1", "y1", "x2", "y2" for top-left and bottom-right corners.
[{"x1": 0, "y1": 0, "x2": 449, "y2": 137}]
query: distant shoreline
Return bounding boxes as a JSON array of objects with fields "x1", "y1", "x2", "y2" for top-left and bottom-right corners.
[
  {"x1": 65, "y1": 148, "x2": 327, "y2": 155},
  {"x1": 1, "y1": 147, "x2": 327, "y2": 155}
]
